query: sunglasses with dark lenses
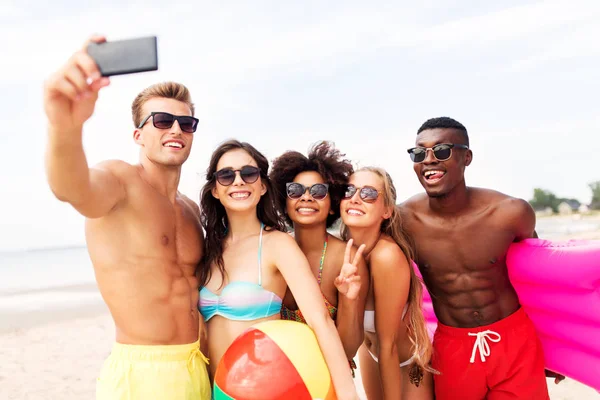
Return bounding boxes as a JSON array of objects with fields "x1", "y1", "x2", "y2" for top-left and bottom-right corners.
[
  {"x1": 286, "y1": 182, "x2": 329, "y2": 200},
  {"x1": 406, "y1": 143, "x2": 469, "y2": 163},
  {"x1": 214, "y1": 166, "x2": 261, "y2": 186},
  {"x1": 138, "y1": 112, "x2": 199, "y2": 133},
  {"x1": 343, "y1": 185, "x2": 381, "y2": 203}
]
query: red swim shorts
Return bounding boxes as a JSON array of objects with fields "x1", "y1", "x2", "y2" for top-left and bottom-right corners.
[{"x1": 432, "y1": 307, "x2": 549, "y2": 400}]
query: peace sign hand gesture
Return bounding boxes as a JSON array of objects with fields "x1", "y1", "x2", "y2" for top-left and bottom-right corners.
[{"x1": 334, "y1": 239, "x2": 365, "y2": 300}]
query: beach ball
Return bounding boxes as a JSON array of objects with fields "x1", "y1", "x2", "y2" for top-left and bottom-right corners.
[{"x1": 213, "y1": 320, "x2": 336, "y2": 400}]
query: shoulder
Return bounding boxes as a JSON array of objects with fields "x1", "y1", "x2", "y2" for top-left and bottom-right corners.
[
  {"x1": 91, "y1": 160, "x2": 139, "y2": 187},
  {"x1": 370, "y1": 236, "x2": 410, "y2": 273},
  {"x1": 263, "y1": 229, "x2": 297, "y2": 247},
  {"x1": 262, "y1": 230, "x2": 303, "y2": 265},
  {"x1": 499, "y1": 197, "x2": 534, "y2": 219},
  {"x1": 179, "y1": 194, "x2": 201, "y2": 219},
  {"x1": 472, "y1": 188, "x2": 535, "y2": 235},
  {"x1": 399, "y1": 192, "x2": 428, "y2": 212},
  {"x1": 497, "y1": 196, "x2": 536, "y2": 235},
  {"x1": 326, "y1": 234, "x2": 356, "y2": 269},
  {"x1": 473, "y1": 188, "x2": 534, "y2": 219},
  {"x1": 398, "y1": 193, "x2": 429, "y2": 225},
  {"x1": 93, "y1": 159, "x2": 135, "y2": 175},
  {"x1": 328, "y1": 234, "x2": 348, "y2": 253}
]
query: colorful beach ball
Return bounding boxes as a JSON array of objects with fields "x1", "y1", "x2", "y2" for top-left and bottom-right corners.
[{"x1": 213, "y1": 320, "x2": 336, "y2": 400}]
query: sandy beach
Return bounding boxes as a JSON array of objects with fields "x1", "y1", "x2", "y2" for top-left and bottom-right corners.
[
  {"x1": 1, "y1": 215, "x2": 599, "y2": 399},
  {"x1": 1, "y1": 310, "x2": 599, "y2": 399}
]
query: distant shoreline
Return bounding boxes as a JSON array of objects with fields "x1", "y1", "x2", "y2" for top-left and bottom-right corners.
[
  {"x1": 0, "y1": 243, "x2": 87, "y2": 255},
  {"x1": 537, "y1": 211, "x2": 600, "y2": 220},
  {"x1": 0, "y1": 282, "x2": 98, "y2": 297}
]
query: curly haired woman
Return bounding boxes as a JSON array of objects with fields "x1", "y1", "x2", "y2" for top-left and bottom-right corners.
[{"x1": 270, "y1": 141, "x2": 369, "y2": 377}]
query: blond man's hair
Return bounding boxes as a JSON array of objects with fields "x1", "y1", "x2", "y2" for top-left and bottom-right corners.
[{"x1": 131, "y1": 82, "x2": 195, "y2": 127}]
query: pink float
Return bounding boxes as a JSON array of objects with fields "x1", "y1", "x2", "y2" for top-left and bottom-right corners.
[{"x1": 414, "y1": 239, "x2": 600, "y2": 390}]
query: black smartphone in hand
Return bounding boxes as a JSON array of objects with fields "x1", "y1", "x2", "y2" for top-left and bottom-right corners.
[{"x1": 87, "y1": 36, "x2": 158, "y2": 77}]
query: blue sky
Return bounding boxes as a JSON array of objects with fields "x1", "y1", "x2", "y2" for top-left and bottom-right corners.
[{"x1": 0, "y1": 0, "x2": 598, "y2": 251}]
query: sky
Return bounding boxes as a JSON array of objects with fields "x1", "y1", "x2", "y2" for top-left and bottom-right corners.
[{"x1": 0, "y1": 0, "x2": 599, "y2": 252}]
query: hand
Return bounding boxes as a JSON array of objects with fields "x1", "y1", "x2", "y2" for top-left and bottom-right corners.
[
  {"x1": 334, "y1": 239, "x2": 365, "y2": 300},
  {"x1": 44, "y1": 35, "x2": 111, "y2": 133},
  {"x1": 545, "y1": 369, "x2": 565, "y2": 384}
]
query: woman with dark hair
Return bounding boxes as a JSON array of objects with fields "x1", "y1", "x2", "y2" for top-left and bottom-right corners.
[
  {"x1": 341, "y1": 167, "x2": 435, "y2": 400},
  {"x1": 270, "y1": 141, "x2": 369, "y2": 377},
  {"x1": 198, "y1": 139, "x2": 359, "y2": 400}
]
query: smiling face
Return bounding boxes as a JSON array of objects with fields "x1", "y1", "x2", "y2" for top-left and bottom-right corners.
[
  {"x1": 412, "y1": 128, "x2": 472, "y2": 198},
  {"x1": 286, "y1": 171, "x2": 332, "y2": 228},
  {"x1": 211, "y1": 148, "x2": 266, "y2": 213},
  {"x1": 340, "y1": 170, "x2": 391, "y2": 229},
  {"x1": 134, "y1": 97, "x2": 194, "y2": 167}
]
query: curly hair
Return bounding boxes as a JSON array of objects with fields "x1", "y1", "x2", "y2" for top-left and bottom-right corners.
[
  {"x1": 199, "y1": 139, "x2": 286, "y2": 287},
  {"x1": 269, "y1": 141, "x2": 354, "y2": 229}
]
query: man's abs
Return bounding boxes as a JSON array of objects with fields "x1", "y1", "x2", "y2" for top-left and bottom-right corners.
[
  {"x1": 415, "y1": 233, "x2": 520, "y2": 327},
  {"x1": 429, "y1": 279, "x2": 520, "y2": 328},
  {"x1": 85, "y1": 193, "x2": 203, "y2": 345},
  {"x1": 96, "y1": 260, "x2": 200, "y2": 345}
]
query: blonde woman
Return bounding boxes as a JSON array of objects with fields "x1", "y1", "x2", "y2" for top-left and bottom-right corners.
[{"x1": 341, "y1": 167, "x2": 435, "y2": 400}]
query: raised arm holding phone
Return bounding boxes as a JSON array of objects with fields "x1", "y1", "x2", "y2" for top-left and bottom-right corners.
[{"x1": 44, "y1": 35, "x2": 211, "y2": 400}]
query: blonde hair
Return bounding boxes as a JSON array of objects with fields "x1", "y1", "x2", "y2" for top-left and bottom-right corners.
[
  {"x1": 341, "y1": 166, "x2": 435, "y2": 373},
  {"x1": 131, "y1": 82, "x2": 195, "y2": 127}
]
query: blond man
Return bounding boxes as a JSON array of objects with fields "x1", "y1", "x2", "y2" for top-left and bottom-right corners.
[{"x1": 44, "y1": 36, "x2": 210, "y2": 400}]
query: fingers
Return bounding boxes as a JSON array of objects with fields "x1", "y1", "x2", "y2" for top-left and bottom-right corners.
[
  {"x1": 352, "y1": 244, "x2": 366, "y2": 267},
  {"x1": 45, "y1": 35, "x2": 109, "y2": 101},
  {"x1": 89, "y1": 77, "x2": 110, "y2": 92},
  {"x1": 334, "y1": 276, "x2": 343, "y2": 287},
  {"x1": 73, "y1": 51, "x2": 102, "y2": 85},
  {"x1": 344, "y1": 239, "x2": 353, "y2": 264},
  {"x1": 336, "y1": 274, "x2": 361, "y2": 285},
  {"x1": 341, "y1": 264, "x2": 358, "y2": 277},
  {"x1": 46, "y1": 75, "x2": 79, "y2": 101},
  {"x1": 63, "y1": 64, "x2": 89, "y2": 96},
  {"x1": 81, "y1": 34, "x2": 107, "y2": 52}
]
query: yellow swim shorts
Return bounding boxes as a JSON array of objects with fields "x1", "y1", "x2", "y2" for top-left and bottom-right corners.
[{"x1": 96, "y1": 340, "x2": 211, "y2": 400}]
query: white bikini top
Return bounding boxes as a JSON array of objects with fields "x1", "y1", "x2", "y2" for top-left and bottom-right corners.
[{"x1": 364, "y1": 304, "x2": 408, "y2": 333}]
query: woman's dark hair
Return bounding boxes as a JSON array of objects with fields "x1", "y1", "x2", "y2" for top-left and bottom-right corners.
[
  {"x1": 269, "y1": 141, "x2": 354, "y2": 229},
  {"x1": 199, "y1": 139, "x2": 285, "y2": 287}
]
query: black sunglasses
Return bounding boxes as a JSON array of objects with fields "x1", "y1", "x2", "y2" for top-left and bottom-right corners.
[
  {"x1": 214, "y1": 166, "x2": 261, "y2": 186},
  {"x1": 343, "y1": 185, "x2": 381, "y2": 203},
  {"x1": 406, "y1": 143, "x2": 469, "y2": 163},
  {"x1": 286, "y1": 182, "x2": 329, "y2": 200},
  {"x1": 138, "y1": 112, "x2": 199, "y2": 133}
]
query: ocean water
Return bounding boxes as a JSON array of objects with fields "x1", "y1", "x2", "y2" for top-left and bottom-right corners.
[
  {"x1": 0, "y1": 247, "x2": 100, "y2": 321},
  {"x1": 1, "y1": 218, "x2": 598, "y2": 316},
  {"x1": 0, "y1": 247, "x2": 94, "y2": 293}
]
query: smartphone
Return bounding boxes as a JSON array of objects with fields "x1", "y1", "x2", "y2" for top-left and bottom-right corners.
[{"x1": 87, "y1": 36, "x2": 158, "y2": 77}]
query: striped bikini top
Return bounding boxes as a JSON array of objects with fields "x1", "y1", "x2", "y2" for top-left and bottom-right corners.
[
  {"x1": 199, "y1": 223, "x2": 282, "y2": 322},
  {"x1": 280, "y1": 236, "x2": 337, "y2": 323}
]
